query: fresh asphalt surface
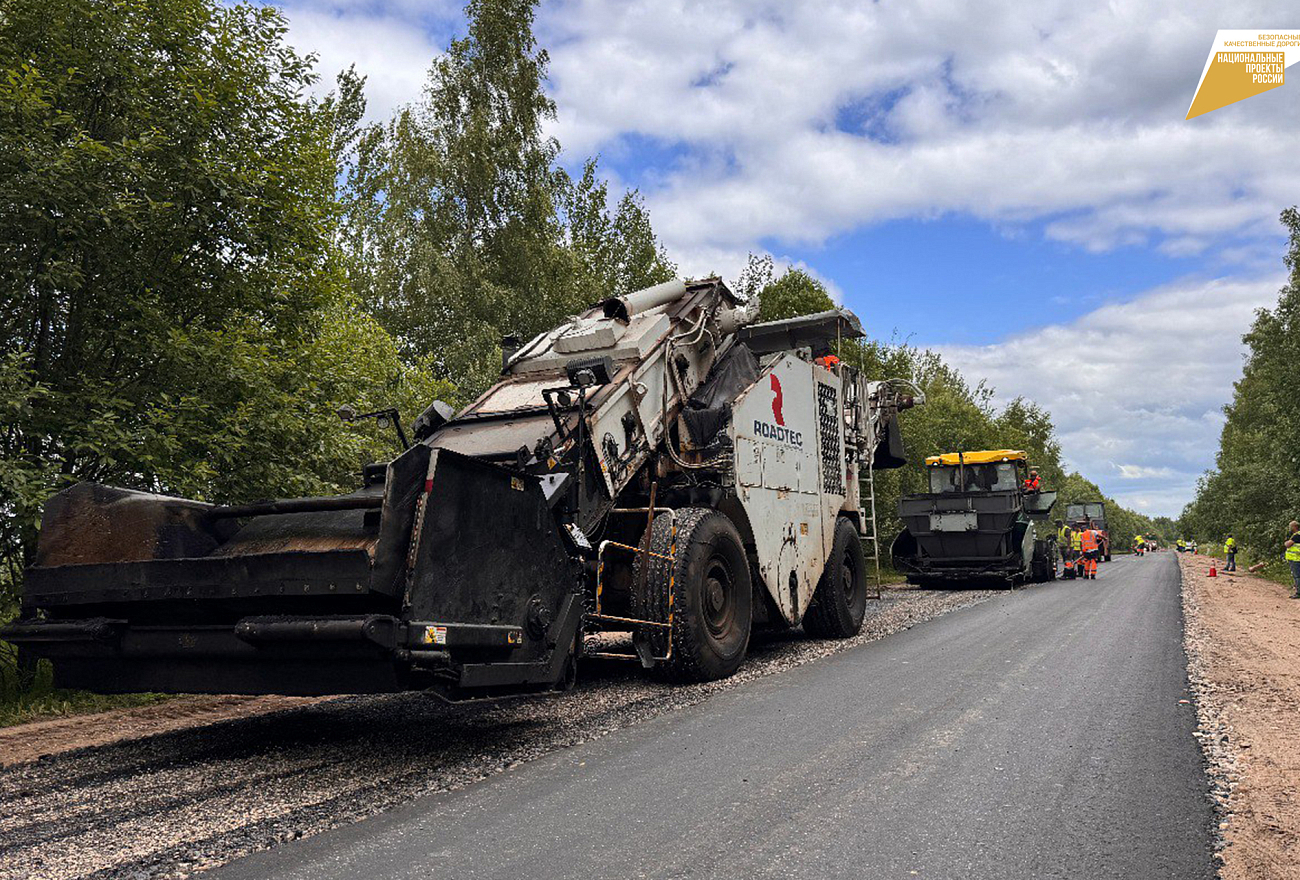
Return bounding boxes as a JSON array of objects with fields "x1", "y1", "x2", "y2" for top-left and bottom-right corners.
[{"x1": 215, "y1": 553, "x2": 1213, "y2": 880}]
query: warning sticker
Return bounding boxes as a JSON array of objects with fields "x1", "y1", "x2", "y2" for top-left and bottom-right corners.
[{"x1": 422, "y1": 625, "x2": 448, "y2": 645}]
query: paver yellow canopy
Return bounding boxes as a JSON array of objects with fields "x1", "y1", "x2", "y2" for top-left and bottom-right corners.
[
  {"x1": 925, "y1": 449, "x2": 1027, "y2": 466},
  {"x1": 4, "y1": 279, "x2": 923, "y2": 699}
]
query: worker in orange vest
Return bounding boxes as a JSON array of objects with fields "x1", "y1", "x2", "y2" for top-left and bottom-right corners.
[
  {"x1": 1022, "y1": 469, "x2": 1041, "y2": 493},
  {"x1": 1079, "y1": 528, "x2": 1100, "y2": 580}
]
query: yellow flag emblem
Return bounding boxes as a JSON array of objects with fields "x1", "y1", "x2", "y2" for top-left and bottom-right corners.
[{"x1": 1187, "y1": 31, "x2": 1299, "y2": 120}]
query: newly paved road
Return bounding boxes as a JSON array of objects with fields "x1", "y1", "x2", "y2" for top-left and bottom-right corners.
[{"x1": 217, "y1": 553, "x2": 1214, "y2": 880}]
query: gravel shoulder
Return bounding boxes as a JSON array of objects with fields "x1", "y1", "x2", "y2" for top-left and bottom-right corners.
[
  {"x1": 1180, "y1": 551, "x2": 1300, "y2": 880},
  {"x1": 0, "y1": 586, "x2": 994, "y2": 880}
]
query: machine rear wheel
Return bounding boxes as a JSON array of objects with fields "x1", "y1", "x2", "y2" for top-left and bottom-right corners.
[
  {"x1": 634, "y1": 507, "x2": 751, "y2": 682},
  {"x1": 803, "y1": 518, "x2": 868, "y2": 638}
]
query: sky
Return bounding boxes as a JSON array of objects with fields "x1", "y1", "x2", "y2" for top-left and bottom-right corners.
[{"x1": 278, "y1": 0, "x2": 1299, "y2": 517}]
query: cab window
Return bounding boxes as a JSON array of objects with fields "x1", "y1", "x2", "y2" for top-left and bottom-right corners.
[{"x1": 929, "y1": 466, "x2": 964, "y2": 494}]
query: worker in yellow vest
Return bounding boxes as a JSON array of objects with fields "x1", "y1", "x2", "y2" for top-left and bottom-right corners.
[
  {"x1": 1285, "y1": 522, "x2": 1300, "y2": 599},
  {"x1": 1067, "y1": 528, "x2": 1085, "y2": 579},
  {"x1": 1066, "y1": 525, "x2": 1086, "y2": 571},
  {"x1": 1134, "y1": 534, "x2": 1146, "y2": 556},
  {"x1": 1223, "y1": 535, "x2": 1237, "y2": 572}
]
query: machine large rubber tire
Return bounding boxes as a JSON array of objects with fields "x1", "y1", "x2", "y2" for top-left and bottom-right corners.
[
  {"x1": 803, "y1": 518, "x2": 868, "y2": 639},
  {"x1": 632, "y1": 507, "x2": 751, "y2": 682},
  {"x1": 1030, "y1": 545, "x2": 1057, "y2": 583}
]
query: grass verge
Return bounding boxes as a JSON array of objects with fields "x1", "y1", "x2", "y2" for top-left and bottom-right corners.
[{"x1": 1, "y1": 642, "x2": 168, "y2": 728}]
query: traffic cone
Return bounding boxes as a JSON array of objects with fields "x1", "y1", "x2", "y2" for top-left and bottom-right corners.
[{"x1": 1208, "y1": 565, "x2": 1217, "y2": 577}]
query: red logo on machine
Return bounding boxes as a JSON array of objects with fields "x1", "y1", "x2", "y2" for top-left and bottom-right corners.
[
  {"x1": 753, "y1": 372, "x2": 801, "y2": 446},
  {"x1": 770, "y1": 374, "x2": 785, "y2": 425}
]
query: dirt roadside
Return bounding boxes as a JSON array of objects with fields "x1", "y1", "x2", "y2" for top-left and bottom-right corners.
[
  {"x1": 1179, "y1": 551, "x2": 1300, "y2": 880},
  {"x1": 0, "y1": 695, "x2": 328, "y2": 767}
]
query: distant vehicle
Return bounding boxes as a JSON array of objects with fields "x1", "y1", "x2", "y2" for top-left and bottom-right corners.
[
  {"x1": 1067, "y1": 501, "x2": 1111, "y2": 562},
  {"x1": 891, "y1": 449, "x2": 1058, "y2": 588}
]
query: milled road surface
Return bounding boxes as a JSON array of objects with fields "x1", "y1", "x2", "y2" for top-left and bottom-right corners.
[{"x1": 217, "y1": 553, "x2": 1214, "y2": 880}]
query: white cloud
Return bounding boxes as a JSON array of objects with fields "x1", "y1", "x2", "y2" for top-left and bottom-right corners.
[
  {"x1": 279, "y1": 0, "x2": 1299, "y2": 264},
  {"x1": 281, "y1": 1, "x2": 459, "y2": 122},
  {"x1": 1116, "y1": 464, "x2": 1176, "y2": 480},
  {"x1": 939, "y1": 273, "x2": 1281, "y2": 516},
  {"x1": 539, "y1": 0, "x2": 1299, "y2": 266}
]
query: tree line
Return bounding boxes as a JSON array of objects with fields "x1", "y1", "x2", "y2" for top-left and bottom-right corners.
[
  {"x1": 1179, "y1": 209, "x2": 1300, "y2": 574},
  {"x1": 1, "y1": 0, "x2": 1164, "y2": 621}
]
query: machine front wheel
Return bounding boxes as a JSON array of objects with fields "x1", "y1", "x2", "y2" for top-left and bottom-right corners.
[
  {"x1": 803, "y1": 518, "x2": 869, "y2": 639},
  {"x1": 635, "y1": 507, "x2": 752, "y2": 682}
]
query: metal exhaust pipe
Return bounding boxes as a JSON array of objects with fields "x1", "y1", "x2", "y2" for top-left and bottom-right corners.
[{"x1": 601, "y1": 278, "x2": 688, "y2": 322}]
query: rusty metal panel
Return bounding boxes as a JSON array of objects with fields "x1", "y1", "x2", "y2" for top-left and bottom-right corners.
[
  {"x1": 428, "y1": 414, "x2": 557, "y2": 459},
  {"x1": 210, "y1": 509, "x2": 379, "y2": 559},
  {"x1": 23, "y1": 549, "x2": 374, "y2": 606},
  {"x1": 33, "y1": 483, "x2": 231, "y2": 568}
]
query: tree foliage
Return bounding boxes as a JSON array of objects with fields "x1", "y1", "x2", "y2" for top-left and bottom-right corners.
[
  {"x1": 1180, "y1": 208, "x2": 1300, "y2": 569},
  {"x1": 0, "y1": 0, "x2": 444, "y2": 608},
  {"x1": 735, "y1": 254, "x2": 836, "y2": 321},
  {"x1": 343, "y1": 0, "x2": 673, "y2": 398}
]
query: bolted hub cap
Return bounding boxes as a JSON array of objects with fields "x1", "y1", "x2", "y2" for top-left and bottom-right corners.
[{"x1": 702, "y1": 558, "x2": 735, "y2": 638}]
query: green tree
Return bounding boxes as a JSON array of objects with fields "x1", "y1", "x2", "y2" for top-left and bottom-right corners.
[
  {"x1": 1150, "y1": 516, "x2": 1178, "y2": 543},
  {"x1": 758, "y1": 268, "x2": 836, "y2": 321},
  {"x1": 344, "y1": 0, "x2": 674, "y2": 398},
  {"x1": 1181, "y1": 207, "x2": 1300, "y2": 568},
  {"x1": 563, "y1": 159, "x2": 675, "y2": 306},
  {"x1": 0, "y1": 0, "x2": 442, "y2": 609}
]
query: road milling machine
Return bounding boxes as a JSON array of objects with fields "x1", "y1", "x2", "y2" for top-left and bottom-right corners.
[
  {"x1": 890, "y1": 450, "x2": 1058, "y2": 588},
  {"x1": 3, "y1": 278, "x2": 921, "y2": 700}
]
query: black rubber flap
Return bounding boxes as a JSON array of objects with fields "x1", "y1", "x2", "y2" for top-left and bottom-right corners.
[
  {"x1": 682, "y1": 343, "x2": 760, "y2": 446},
  {"x1": 872, "y1": 414, "x2": 908, "y2": 470}
]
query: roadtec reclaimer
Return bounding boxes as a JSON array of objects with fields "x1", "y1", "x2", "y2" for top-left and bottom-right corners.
[
  {"x1": 890, "y1": 450, "x2": 1058, "y2": 588},
  {"x1": 3, "y1": 279, "x2": 920, "y2": 700}
]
